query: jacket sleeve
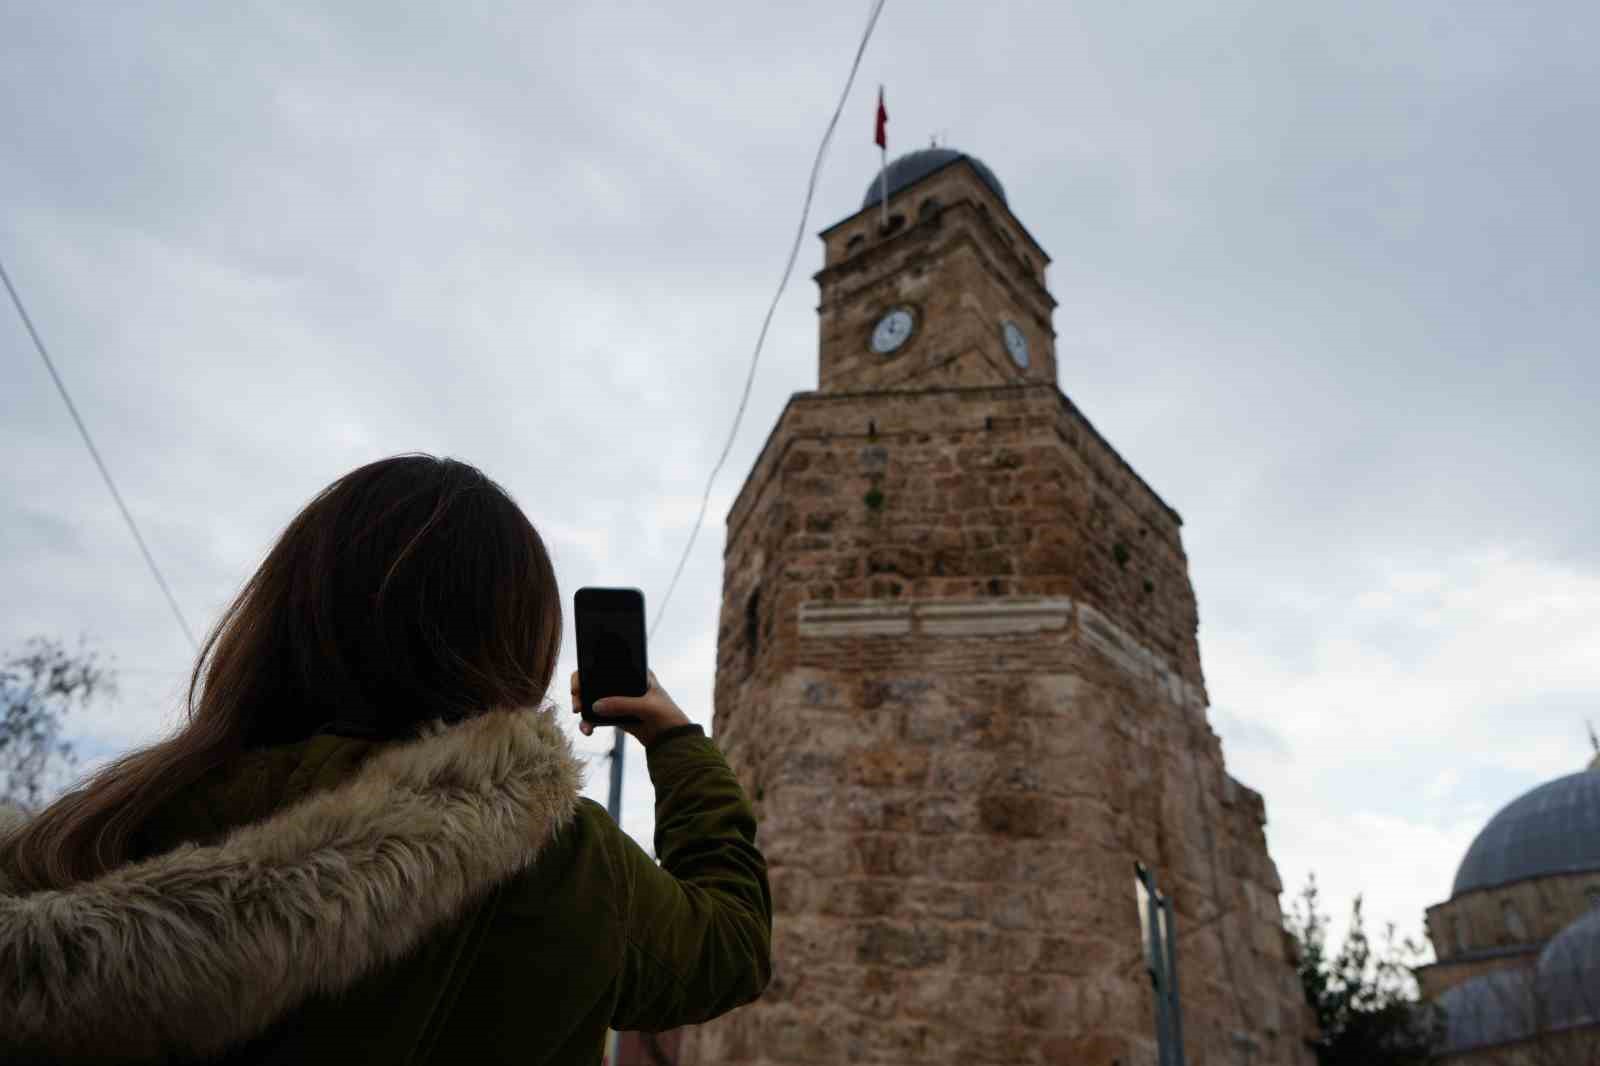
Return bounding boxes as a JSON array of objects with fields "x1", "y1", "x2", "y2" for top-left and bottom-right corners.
[{"x1": 609, "y1": 726, "x2": 773, "y2": 1032}]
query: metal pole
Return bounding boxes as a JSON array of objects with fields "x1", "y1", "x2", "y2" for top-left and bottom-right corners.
[
  {"x1": 1146, "y1": 883, "x2": 1172, "y2": 1066},
  {"x1": 607, "y1": 729, "x2": 624, "y2": 823},
  {"x1": 1163, "y1": 894, "x2": 1187, "y2": 1066},
  {"x1": 605, "y1": 734, "x2": 626, "y2": 1065}
]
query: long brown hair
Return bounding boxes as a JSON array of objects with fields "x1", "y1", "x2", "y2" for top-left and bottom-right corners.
[{"x1": 2, "y1": 455, "x2": 563, "y2": 890}]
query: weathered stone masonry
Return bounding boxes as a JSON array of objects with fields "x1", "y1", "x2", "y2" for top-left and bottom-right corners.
[{"x1": 675, "y1": 151, "x2": 1314, "y2": 1066}]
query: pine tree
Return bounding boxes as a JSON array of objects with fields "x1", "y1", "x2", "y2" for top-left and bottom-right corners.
[{"x1": 1286, "y1": 873, "x2": 1441, "y2": 1065}]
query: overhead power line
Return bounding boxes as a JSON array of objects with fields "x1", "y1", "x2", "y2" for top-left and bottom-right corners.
[
  {"x1": 649, "y1": 0, "x2": 890, "y2": 641},
  {"x1": 0, "y1": 255, "x2": 200, "y2": 653}
]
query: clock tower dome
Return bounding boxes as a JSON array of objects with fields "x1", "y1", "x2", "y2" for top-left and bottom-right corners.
[{"x1": 680, "y1": 147, "x2": 1316, "y2": 1066}]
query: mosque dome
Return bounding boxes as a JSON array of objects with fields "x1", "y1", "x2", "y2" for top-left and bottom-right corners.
[
  {"x1": 1434, "y1": 971, "x2": 1535, "y2": 1055},
  {"x1": 1451, "y1": 766, "x2": 1600, "y2": 897},
  {"x1": 861, "y1": 147, "x2": 1007, "y2": 209},
  {"x1": 1536, "y1": 906, "x2": 1600, "y2": 1030}
]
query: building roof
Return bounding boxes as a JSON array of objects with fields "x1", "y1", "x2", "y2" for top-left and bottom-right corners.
[
  {"x1": 1434, "y1": 970, "x2": 1535, "y2": 1055},
  {"x1": 861, "y1": 147, "x2": 1007, "y2": 209},
  {"x1": 1537, "y1": 906, "x2": 1600, "y2": 1031},
  {"x1": 1429, "y1": 908, "x2": 1600, "y2": 1052},
  {"x1": 1451, "y1": 765, "x2": 1600, "y2": 897}
]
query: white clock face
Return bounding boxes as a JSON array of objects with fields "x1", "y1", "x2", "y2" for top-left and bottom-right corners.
[
  {"x1": 1002, "y1": 320, "x2": 1030, "y2": 369},
  {"x1": 870, "y1": 308, "x2": 915, "y2": 354}
]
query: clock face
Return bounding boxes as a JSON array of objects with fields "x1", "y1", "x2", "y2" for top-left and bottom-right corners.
[
  {"x1": 1002, "y1": 320, "x2": 1030, "y2": 369},
  {"x1": 870, "y1": 307, "x2": 915, "y2": 354}
]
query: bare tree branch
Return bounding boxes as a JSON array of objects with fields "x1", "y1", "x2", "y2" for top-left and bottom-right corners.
[{"x1": 0, "y1": 636, "x2": 115, "y2": 810}]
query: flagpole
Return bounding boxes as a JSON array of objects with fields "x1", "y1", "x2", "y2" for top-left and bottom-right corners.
[
  {"x1": 876, "y1": 84, "x2": 889, "y2": 231},
  {"x1": 880, "y1": 142, "x2": 888, "y2": 231}
]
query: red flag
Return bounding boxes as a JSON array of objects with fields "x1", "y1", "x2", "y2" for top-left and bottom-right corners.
[{"x1": 874, "y1": 87, "x2": 887, "y2": 149}]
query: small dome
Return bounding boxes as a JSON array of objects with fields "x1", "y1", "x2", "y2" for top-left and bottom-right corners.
[
  {"x1": 1536, "y1": 907, "x2": 1600, "y2": 1030},
  {"x1": 1433, "y1": 971, "x2": 1535, "y2": 1055},
  {"x1": 1452, "y1": 767, "x2": 1600, "y2": 897},
  {"x1": 862, "y1": 148, "x2": 1007, "y2": 210}
]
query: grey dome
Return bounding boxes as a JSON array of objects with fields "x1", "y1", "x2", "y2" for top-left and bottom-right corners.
[
  {"x1": 1434, "y1": 971, "x2": 1535, "y2": 1055},
  {"x1": 1452, "y1": 768, "x2": 1600, "y2": 897},
  {"x1": 862, "y1": 148, "x2": 1006, "y2": 209},
  {"x1": 1537, "y1": 907, "x2": 1600, "y2": 1030}
]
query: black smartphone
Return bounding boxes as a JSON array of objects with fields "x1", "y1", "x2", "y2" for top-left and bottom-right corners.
[{"x1": 574, "y1": 586, "x2": 647, "y2": 726}]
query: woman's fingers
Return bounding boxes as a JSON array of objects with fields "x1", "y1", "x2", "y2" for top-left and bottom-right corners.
[
  {"x1": 570, "y1": 670, "x2": 593, "y2": 735},
  {"x1": 591, "y1": 692, "x2": 649, "y2": 716},
  {"x1": 573, "y1": 669, "x2": 683, "y2": 741}
]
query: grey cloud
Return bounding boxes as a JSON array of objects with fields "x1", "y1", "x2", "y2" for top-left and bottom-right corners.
[{"x1": 3, "y1": 0, "x2": 1597, "y2": 950}]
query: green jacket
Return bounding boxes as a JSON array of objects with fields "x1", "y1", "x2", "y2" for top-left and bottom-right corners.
[{"x1": 0, "y1": 708, "x2": 771, "y2": 1064}]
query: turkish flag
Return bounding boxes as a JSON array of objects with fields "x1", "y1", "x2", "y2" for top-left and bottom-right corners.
[{"x1": 874, "y1": 87, "x2": 887, "y2": 149}]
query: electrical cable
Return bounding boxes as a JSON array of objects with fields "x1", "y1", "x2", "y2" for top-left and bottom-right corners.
[
  {"x1": 647, "y1": 0, "x2": 889, "y2": 641},
  {"x1": 0, "y1": 255, "x2": 200, "y2": 653},
  {"x1": 5, "y1": 0, "x2": 889, "y2": 763}
]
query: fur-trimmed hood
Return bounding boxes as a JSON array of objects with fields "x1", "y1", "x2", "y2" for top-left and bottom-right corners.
[{"x1": 0, "y1": 707, "x2": 586, "y2": 1063}]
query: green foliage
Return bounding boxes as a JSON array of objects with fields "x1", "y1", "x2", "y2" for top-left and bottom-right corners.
[
  {"x1": 863, "y1": 487, "x2": 885, "y2": 511},
  {"x1": 1112, "y1": 542, "x2": 1131, "y2": 568},
  {"x1": 1, "y1": 637, "x2": 115, "y2": 810},
  {"x1": 1285, "y1": 873, "x2": 1441, "y2": 1066}
]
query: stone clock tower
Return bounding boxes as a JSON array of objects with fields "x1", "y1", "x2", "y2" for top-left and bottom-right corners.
[{"x1": 679, "y1": 149, "x2": 1315, "y2": 1066}]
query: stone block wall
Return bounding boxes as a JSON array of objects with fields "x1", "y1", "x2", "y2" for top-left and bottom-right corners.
[
  {"x1": 677, "y1": 382, "x2": 1314, "y2": 1065},
  {"x1": 1430, "y1": 875, "x2": 1600, "y2": 961},
  {"x1": 721, "y1": 384, "x2": 1201, "y2": 685},
  {"x1": 1420, "y1": 874, "x2": 1600, "y2": 998}
]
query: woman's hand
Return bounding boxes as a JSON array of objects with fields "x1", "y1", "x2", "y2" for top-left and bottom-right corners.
[{"x1": 570, "y1": 669, "x2": 692, "y2": 749}]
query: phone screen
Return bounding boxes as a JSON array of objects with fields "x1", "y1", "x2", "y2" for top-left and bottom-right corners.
[{"x1": 575, "y1": 587, "x2": 647, "y2": 724}]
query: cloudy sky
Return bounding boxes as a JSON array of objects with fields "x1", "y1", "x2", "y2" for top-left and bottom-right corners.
[{"x1": 4, "y1": 2, "x2": 1596, "y2": 959}]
